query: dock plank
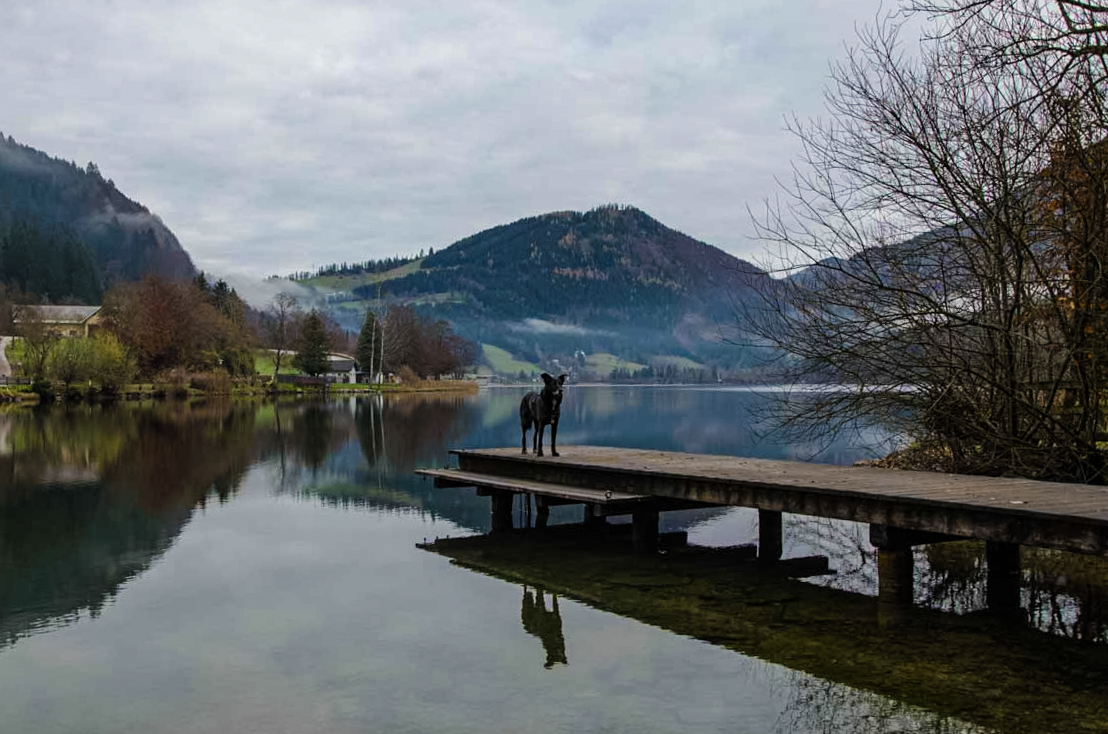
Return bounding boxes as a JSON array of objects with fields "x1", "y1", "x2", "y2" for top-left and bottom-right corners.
[
  {"x1": 452, "y1": 446, "x2": 1108, "y2": 522},
  {"x1": 439, "y1": 446, "x2": 1108, "y2": 556},
  {"x1": 417, "y1": 468, "x2": 650, "y2": 504}
]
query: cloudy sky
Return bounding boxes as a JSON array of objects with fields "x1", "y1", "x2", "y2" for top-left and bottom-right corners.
[{"x1": 1, "y1": 0, "x2": 891, "y2": 279}]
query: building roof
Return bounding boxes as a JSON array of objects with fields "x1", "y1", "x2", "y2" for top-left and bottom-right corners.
[
  {"x1": 14, "y1": 305, "x2": 101, "y2": 324},
  {"x1": 326, "y1": 354, "x2": 356, "y2": 372}
]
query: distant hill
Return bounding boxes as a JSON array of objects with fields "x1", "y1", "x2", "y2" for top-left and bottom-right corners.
[
  {"x1": 304, "y1": 205, "x2": 772, "y2": 373},
  {"x1": 0, "y1": 135, "x2": 196, "y2": 301}
]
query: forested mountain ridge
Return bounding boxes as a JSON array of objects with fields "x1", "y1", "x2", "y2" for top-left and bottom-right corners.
[
  {"x1": 315, "y1": 205, "x2": 771, "y2": 371},
  {"x1": 374, "y1": 205, "x2": 763, "y2": 322},
  {"x1": 0, "y1": 135, "x2": 196, "y2": 300}
]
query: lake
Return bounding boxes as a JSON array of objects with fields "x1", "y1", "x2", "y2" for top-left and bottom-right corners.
[{"x1": 1, "y1": 386, "x2": 1107, "y2": 733}]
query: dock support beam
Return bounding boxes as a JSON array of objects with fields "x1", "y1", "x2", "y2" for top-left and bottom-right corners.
[
  {"x1": 758, "y1": 509, "x2": 783, "y2": 564},
  {"x1": 632, "y1": 509, "x2": 659, "y2": 552},
  {"x1": 490, "y1": 490, "x2": 514, "y2": 533},
  {"x1": 535, "y1": 495, "x2": 550, "y2": 529},
  {"x1": 876, "y1": 546, "x2": 915, "y2": 606},
  {"x1": 870, "y1": 525, "x2": 916, "y2": 615},
  {"x1": 986, "y1": 541, "x2": 1022, "y2": 616}
]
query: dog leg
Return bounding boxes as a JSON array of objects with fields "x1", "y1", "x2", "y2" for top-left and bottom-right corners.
[
  {"x1": 535, "y1": 423, "x2": 545, "y2": 457},
  {"x1": 520, "y1": 402, "x2": 530, "y2": 454},
  {"x1": 550, "y1": 420, "x2": 559, "y2": 457}
]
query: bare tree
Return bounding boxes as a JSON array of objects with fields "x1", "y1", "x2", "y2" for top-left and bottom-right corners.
[
  {"x1": 383, "y1": 305, "x2": 420, "y2": 376},
  {"x1": 911, "y1": 1, "x2": 1108, "y2": 70},
  {"x1": 264, "y1": 293, "x2": 300, "y2": 379},
  {"x1": 750, "y1": 10, "x2": 1108, "y2": 481}
]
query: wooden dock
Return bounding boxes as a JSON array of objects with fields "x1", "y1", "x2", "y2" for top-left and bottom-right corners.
[{"x1": 416, "y1": 445, "x2": 1108, "y2": 610}]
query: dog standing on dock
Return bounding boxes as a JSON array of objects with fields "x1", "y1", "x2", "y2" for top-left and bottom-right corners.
[{"x1": 520, "y1": 373, "x2": 567, "y2": 457}]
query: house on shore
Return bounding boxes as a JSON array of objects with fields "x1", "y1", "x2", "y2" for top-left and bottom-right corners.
[
  {"x1": 275, "y1": 353, "x2": 359, "y2": 385},
  {"x1": 327, "y1": 353, "x2": 357, "y2": 383},
  {"x1": 13, "y1": 305, "x2": 102, "y2": 338}
]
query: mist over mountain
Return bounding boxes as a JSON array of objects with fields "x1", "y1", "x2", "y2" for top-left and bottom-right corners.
[{"x1": 0, "y1": 135, "x2": 196, "y2": 300}]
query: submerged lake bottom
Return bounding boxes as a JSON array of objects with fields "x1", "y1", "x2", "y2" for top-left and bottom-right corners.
[{"x1": 1, "y1": 387, "x2": 1107, "y2": 733}]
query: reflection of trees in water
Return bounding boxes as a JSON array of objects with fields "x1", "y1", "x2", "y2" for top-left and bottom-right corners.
[
  {"x1": 520, "y1": 586, "x2": 567, "y2": 669},
  {"x1": 781, "y1": 517, "x2": 1108, "y2": 643},
  {"x1": 0, "y1": 401, "x2": 263, "y2": 650},
  {"x1": 0, "y1": 482, "x2": 185, "y2": 650},
  {"x1": 1021, "y1": 551, "x2": 1108, "y2": 643},
  {"x1": 100, "y1": 401, "x2": 258, "y2": 509},
  {"x1": 264, "y1": 395, "x2": 478, "y2": 489},
  {"x1": 775, "y1": 670, "x2": 986, "y2": 734},
  {"x1": 784, "y1": 517, "x2": 877, "y2": 594},
  {"x1": 0, "y1": 401, "x2": 259, "y2": 509},
  {"x1": 916, "y1": 543, "x2": 987, "y2": 615},
  {"x1": 921, "y1": 543, "x2": 1108, "y2": 642},
  {"x1": 266, "y1": 396, "x2": 496, "y2": 530},
  {"x1": 297, "y1": 403, "x2": 335, "y2": 470},
  {"x1": 357, "y1": 393, "x2": 479, "y2": 475},
  {"x1": 0, "y1": 404, "x2": 136, "y2": 487},
  {"x1": 262, "y1": 400, "x2": 354, "y2": 492}
]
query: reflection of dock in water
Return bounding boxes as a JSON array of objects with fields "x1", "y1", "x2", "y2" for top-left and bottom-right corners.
[
  {"x1": 421, "y1": 526, "x2": 1108, "y2": 734},
  {"x1": 420, "y1": 445, "x2": 1108, "y2": 617}
]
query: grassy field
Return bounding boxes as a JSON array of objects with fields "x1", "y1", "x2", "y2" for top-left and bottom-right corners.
[
  {"x1": 254, "y1": 350, "x2": 302, "y2": 377},
  {"x1": 584, "y1": 352, "x2": 646, "y2": 374},
  {"x1": 301, "y1": 259, "x2": 424, "y2": 292},
  {"x1": 482, "y1": 344, "x2": 541, "y2": 377}
]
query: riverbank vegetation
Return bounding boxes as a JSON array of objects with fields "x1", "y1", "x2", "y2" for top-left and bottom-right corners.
[
  {"x1": 3, "y1": 272, "x2": 479, "y2": 403},
  {"x1": 751, "y1": 0, "x2": 1108, "y2": 482}
]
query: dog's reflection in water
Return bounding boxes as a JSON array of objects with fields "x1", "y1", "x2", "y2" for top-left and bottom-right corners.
[{"x1": 521, "y1": 585, "x2": 568, "y2": 669}]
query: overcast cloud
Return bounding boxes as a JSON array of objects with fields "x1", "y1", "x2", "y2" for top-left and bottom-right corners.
[{"x1": 0, "y1": 0, "x2": 889, "y2": 279}]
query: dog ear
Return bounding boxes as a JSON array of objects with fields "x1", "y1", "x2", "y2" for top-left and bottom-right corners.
[
  {"x1": 557, "y1": 373, "x2": 567, "y2": 385},
  {"x1": 541, "y1": 372, "x2": 554, "y2": 385}
]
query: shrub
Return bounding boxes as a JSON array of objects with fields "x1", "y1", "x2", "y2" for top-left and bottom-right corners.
[
  {"x1": 155, "y1": 368, "x2": 190, "y2": 399},
  {"x1": 46, "y1": 338, "x2": 93, "y2": 389},
  {"x1": 397, "y1": 366, "x2": 422, "y2": 386},
  {"x1": 189, "y1": 371, "x2": 233, "y2": 394},
  {"x1": 221, "y1": 347, "x2": 257, "y2": 378},
  {"x1": 91, "y1": 333, "x2": 134, "y2": 394},
  {"x1": 30, "y1": 379, "x2": 55, "y2": 403}
]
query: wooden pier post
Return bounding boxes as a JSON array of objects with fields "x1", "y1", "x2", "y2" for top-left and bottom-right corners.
[
  {"x1": 870, "y1": 524, "x2": 915, "y2": 622},
  {"x1": 535, "y1": 495, "x2": 550, "y2": 529},
  {"x1": 876, "y1": 546, "x2": 915, "y2": 605},
  {"x1": 986, "y1": 541, "x2": 1022, "y2": 616},
  {"x1": 490, "y1": 490, "x2": 514, "y2": 533},
  {"x1": 632, "y1": 508, "x2": 659, "y2": 552},
  {"x1": 758, "y1": 509, "x2": 783, "y2": 564}
]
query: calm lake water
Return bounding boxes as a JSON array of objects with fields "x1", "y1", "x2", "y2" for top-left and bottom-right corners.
[{"x1": 1, "y1": 386, "x2": 1107, "y2": 734}]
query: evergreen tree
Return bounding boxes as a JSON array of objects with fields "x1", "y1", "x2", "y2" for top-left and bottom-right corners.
[
  {"x1": 0, "y1": 219, "x2": 101, "y2": 303},
  {"x1": 293, "y1": 311, "x2": 331, "y2": 377}
]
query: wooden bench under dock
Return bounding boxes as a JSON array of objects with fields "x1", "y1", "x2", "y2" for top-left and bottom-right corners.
[{"x1": 417, "y1": 445, "x2": 1108, "y2": 611}]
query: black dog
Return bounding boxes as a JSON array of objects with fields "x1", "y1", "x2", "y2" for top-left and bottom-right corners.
[{"x1": 520, "y1": 372, "x2": 567, "y2": 457}]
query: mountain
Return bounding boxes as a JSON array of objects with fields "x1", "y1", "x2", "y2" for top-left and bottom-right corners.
[
  {"x1": 0, "y1": 135, "x2": 196, "y2": 299},
  {"x1": 317, "y1": 205, "x2": 771, "y2": 372}
]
